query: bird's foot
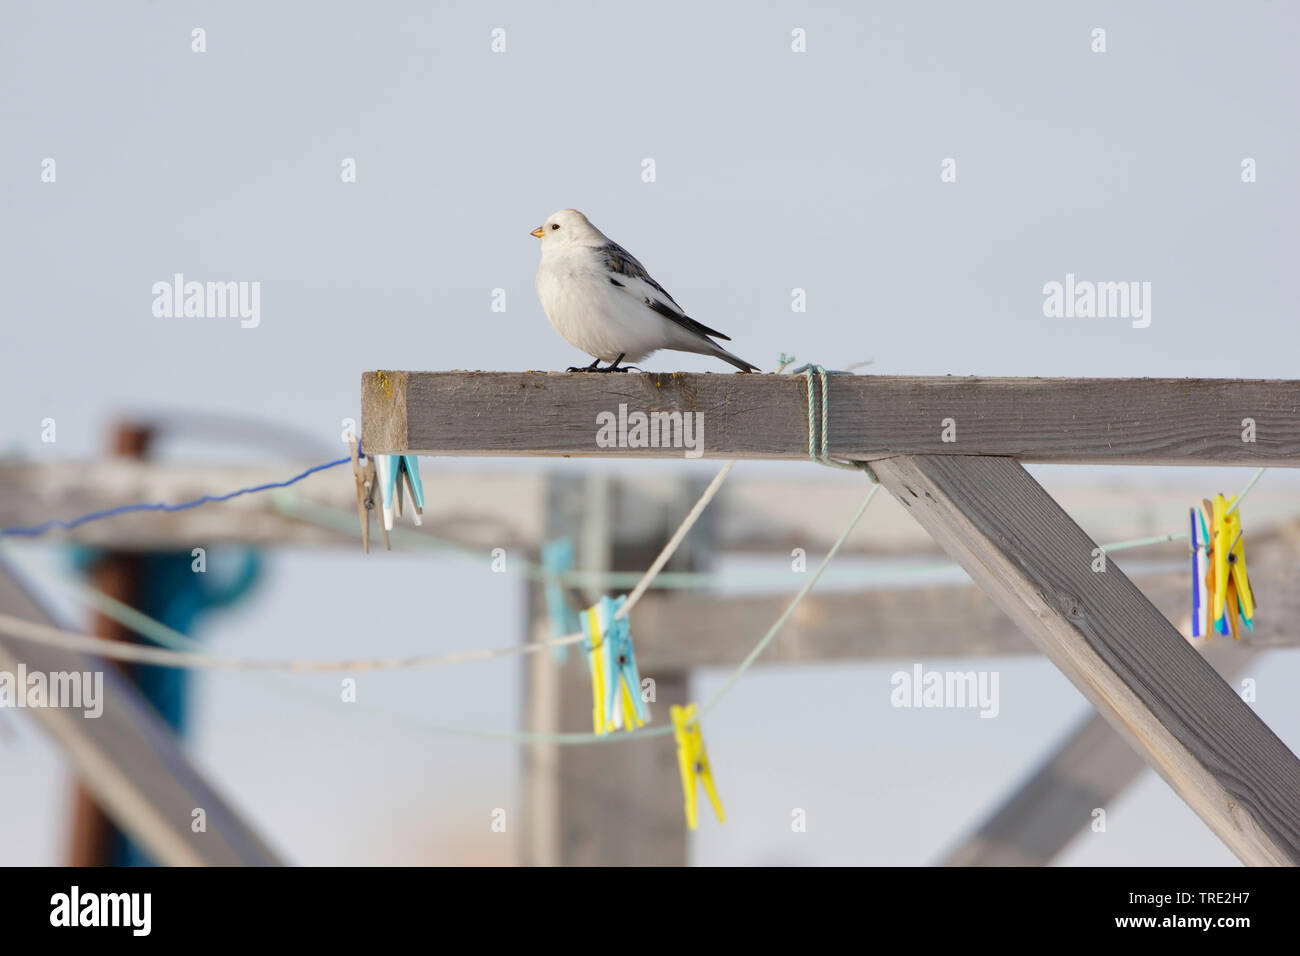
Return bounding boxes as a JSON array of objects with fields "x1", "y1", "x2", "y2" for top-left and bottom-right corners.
[{"x1": 567, "y1": 355, "x2": 638, "y2": 373}]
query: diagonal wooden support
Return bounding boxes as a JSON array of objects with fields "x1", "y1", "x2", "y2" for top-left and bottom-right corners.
[
  {"x1": 940, "y1": 649, "x2": 1258, "y2": 866},
  {"x1": 0, "y1": 559, "x2": 281, "y2": 866},
  {"x1": 943, "y1": 563, "x2": 1300, "y2": 865},
  {"x1": 871, "y1": 455, "x2": 1300, "y2": 866}
]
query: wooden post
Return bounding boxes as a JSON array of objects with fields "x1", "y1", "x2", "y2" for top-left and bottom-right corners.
[
  {"x1": 872, "y1": 454, "x2": 1300, "y2": 866},
  {"x1": 68, "y1": 422, "x2": 153, "y2": 866},
  {"x1": 521, "y1": 475, "x2": 709, "y2": 865}
]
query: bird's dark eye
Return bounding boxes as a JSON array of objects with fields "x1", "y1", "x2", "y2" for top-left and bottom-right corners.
[{"x1": 551, "y1": 223, "x2": 560, "y2": 230}]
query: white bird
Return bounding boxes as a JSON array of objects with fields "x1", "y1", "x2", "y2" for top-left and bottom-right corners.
[{"x1": 532, "y1": 209, "x2": 758, "y2": 372}]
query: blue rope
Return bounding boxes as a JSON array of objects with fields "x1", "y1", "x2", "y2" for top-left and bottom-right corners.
[{"x1": 1, "y1": 444, "x2": 362, "y2": 539}]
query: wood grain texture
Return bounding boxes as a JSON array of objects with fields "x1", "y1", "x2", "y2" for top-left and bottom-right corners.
[
  {"x1": 0, "y1": 559, "x2": 280, "y2": 866},
  {"x1": 362, "y1": 372, "x2": 1300, "y2": 464},
  {"x1": 872, "y1": 455, "x2": 1300, "y2": 866},
  {"x1": 360, "y1": 370, "x2": 407, "y2": 453}
]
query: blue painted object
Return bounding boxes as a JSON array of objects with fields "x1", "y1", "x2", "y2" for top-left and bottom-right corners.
[
  {"x1": 70, "y1": 547, "x2": 262, "y2": 866},
  {"x1": 601, "y1": 595, "x2": 648, "y2": 728},
  {"x1": 542, "y1": 539, "x2": 579, "y2": 662}
]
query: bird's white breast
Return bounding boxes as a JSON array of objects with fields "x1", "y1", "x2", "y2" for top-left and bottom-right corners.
[{"x1": 535, "y1": 248, "x2": 666, "y2": 363}]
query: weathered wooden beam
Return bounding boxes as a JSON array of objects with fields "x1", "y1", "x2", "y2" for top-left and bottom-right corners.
[
  {"x1": 0, "y1": 460, "x2": 549, "y2": 551},
  {"x1": 0, "y1": 558, "x2": 280, "y2": 866},
  {"x1": 942, "y1": 644, "x2": 1259, "y2": 866},
  {"x1": 943, "y1": 551, "x2": 1300, "y2": 866},
  {"x1": 871, "y1": 455, "x2": 1300, "y2": 866},
  {"x1": 362, "y1": 372, "x2": 1300, "y2": 465},
  {"x1": 633, "y1": 560, "x2": 1298, "y2": 667},
  {"x1": 944, "y1": 710, "x2": 1152, "y2": 867},
  {"x1": 6, "y1": 460, "x2": 1296, "y2": 560},
  {"x1": 634, "y1": 584, "x2": 1035, "y2": 668}
]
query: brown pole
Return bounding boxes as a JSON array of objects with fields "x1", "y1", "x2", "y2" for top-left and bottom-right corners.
[{"x1": 65, "y1": 422, "x2": 153, "y2": 866}]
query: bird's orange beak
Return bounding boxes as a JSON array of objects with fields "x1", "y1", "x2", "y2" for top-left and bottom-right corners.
[{"x1": 530, "y1": 226, "x2": 545, "y2": 238}]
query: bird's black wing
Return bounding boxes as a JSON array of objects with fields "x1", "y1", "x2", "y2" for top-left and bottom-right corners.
[{"x1": 598, "y1": 242, "x2": 733, "y2": 342}]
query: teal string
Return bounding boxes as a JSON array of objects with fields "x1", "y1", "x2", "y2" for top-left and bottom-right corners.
[
  {"x1": 793, "y1": 363, "x2": 871, "y2": 473},
  {"x1": 1226, "y1": 467, "x2": 1266, "y2": 515},
  {"x1": 702, "y1": 479, "x2": 880, "y2": 714}
]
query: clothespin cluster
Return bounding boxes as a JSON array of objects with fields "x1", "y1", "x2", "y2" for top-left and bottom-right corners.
[
  {"x1": 376, "y1": 454, "x2": 424, "y2": 532},
  {"x1": 341, "y1": 447, "x2": 724, "y2": 829},
  {"x1": 1190, "y1": 494, "x2": 1256, "y2": 639},
  {"x1": 349, "y1": 438, "x2": 424, "y2": 553},
  {"x1": 570, "y1": 586, "x2": 725, "y2": 827},
  {"x1": 671, "y1": 703, "x2": 725, "y2": 829},
  {"x1": 580, "y1": 595, "x2": 648, "y2": 734}
]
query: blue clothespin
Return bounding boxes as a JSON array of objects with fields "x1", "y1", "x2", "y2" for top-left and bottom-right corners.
[
  {"x1": 542, "y1": 539, "x2": 580, "y2": 662},
  {"x1": 601, "y1": 595, "x2": 648, "y2": 731},
  {"x1": 1190, "y1": 506, "x2": 1207, "y2": 638},
  {"x1": 375, "y1": 455, "x2": 424, "y2": 531}
]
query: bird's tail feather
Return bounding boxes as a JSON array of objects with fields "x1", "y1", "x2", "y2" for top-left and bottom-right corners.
[{"x1": 704, "y1": 341, "x2": 759, "y2": 373}]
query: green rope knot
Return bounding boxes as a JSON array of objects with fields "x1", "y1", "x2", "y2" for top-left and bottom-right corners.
[{"x1": 789, "y1": 363, "x2": 875, "y2": 478}]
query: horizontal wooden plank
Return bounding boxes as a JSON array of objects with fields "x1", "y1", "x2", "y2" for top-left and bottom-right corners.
[
  {"x1": 872, "y1": 454, "x2": 1300, "y2": 865},
  {"x1": 633, "y1": 556, "x2": 1299, "y2": 668},
  {"x1": 0, "y1": 461, "x2": 548, "y2": 551},
  {"x1": 14, "y1": 461, "x2": 1290, "y2": 556},
  {"x1": 362, "y1": 372, "x2": 1300, "y2": 465}
]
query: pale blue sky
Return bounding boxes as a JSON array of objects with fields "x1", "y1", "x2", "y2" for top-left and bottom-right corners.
[{"x1": 2, "y1": 1, "x2": 1298, "y2": 865}]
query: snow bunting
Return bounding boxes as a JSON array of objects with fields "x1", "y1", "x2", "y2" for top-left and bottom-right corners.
[{"x1": 532, "y1": 209, "x2": 758, "y2": 372}]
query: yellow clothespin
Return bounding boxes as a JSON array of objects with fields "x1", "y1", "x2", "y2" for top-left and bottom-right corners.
[
  {"x1": 350, "y1": 438, "x2": 390, "y2": 553},
  {"x1": 1203, "y1": 494, "x2": 1256, "y2": 639},
  {"x1": 581, "y1": 600, "x2": 611, "y2": 735},
  {"x1": 671, "y1": 703, "x2": 724, "y2": 829}
]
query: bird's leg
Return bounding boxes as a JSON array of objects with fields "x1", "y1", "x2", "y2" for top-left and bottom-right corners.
[
  {"x1": 566, "y1": 357, "x2": 603, "y2": 373},
  {"x1": 596, "y1": 353, "x2": 629, "y2": 373}
]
